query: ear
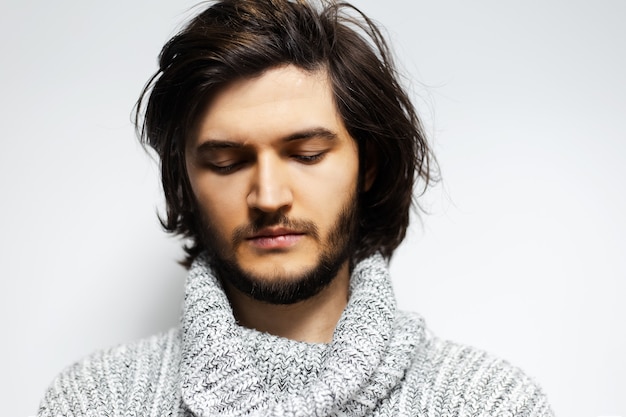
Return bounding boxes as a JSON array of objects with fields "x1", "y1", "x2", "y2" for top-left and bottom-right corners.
[{"x1": 362, "y1": 143, "x2": 378, "y2": 192}]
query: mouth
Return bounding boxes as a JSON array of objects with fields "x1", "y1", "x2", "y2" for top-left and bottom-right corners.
[{"x1": 246, "y1": 227, "x2": 305, "y2": 250}]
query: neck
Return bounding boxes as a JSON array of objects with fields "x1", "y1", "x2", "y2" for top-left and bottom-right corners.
[{"x1": 224, "y1": 262, "x2": 350, "y2": 344}]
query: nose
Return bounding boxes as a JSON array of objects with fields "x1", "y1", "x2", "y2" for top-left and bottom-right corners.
[{"x1": 246, "y1": 153, "x2": 293, "y2": 213}]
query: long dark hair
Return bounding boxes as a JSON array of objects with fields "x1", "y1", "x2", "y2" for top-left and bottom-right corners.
[{"x1": 135, "y1": 0, "x2": 438, "y2": 267}]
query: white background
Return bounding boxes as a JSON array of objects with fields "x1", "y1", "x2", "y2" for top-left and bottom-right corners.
[{"x1": 1, "y1": 1, "x2": 624, "y2": 416}]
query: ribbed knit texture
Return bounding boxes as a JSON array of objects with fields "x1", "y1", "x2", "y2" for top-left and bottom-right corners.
[{"x1": 38, "y1": 254, "x2": 554, "y2": 416}]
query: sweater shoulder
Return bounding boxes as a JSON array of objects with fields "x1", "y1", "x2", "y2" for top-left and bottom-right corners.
[
  {"x1": 401, "y1": 324, "x2": 555, "y2": 417},
  {"x1": 37, "y1": 328, "x2": 181, "y2": 417}
]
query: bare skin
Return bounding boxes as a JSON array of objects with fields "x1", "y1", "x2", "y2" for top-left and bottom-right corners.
[{"x1": 186, "y1": 65, "x2": 368, "y2": 343}]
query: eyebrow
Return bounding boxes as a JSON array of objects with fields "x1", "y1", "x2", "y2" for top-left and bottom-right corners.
[
  {"x1": 194, "y1": 127, "x2": 338, "y2": 155},
  {"x1": 283, "y1": 127, "x2": 337, "y2": 142}
]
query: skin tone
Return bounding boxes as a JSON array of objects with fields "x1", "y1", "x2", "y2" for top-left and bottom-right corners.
[{"x1": 185, "y1": 65, "x2": 368, "y2": 343}]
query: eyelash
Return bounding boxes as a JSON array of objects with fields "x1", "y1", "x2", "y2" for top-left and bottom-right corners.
[
  {"x1": 292, "y1": 152, "x2": 325, "y2": 163},
  {"x1": 207, "y1": 152, "x2": 326, "y2": 175},
  {"x1": 209, "y1": 161, "x2": 245, "y2": 174}
]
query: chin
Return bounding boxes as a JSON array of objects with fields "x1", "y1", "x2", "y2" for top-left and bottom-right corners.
[
  {"x1": 240, "y1": 250, "x2": 319, "y2": 275},
  {"x1": 240, "y1": 260, "x2": 320, "y2": 284},
  {"x1": 213, "y1": 252, "x2": 345, "y2": 305}
]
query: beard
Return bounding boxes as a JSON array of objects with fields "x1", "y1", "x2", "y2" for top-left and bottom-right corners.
[{"x1": 197, "y1": 195, "x2": 358, "y2": 305}]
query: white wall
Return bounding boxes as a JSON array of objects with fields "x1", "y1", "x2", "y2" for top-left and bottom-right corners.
[{"x1": 1, "y1": 1, "x2": 624, "y2": 416}]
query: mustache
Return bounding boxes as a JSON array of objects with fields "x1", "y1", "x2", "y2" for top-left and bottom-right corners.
[{"x1": 232, "y1": 213, "x2": 319, "y2": 245}]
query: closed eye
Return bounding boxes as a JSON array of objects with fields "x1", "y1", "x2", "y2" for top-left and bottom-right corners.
[
  {"x1": 292, "y1": 152, "x2": 326, "y2": 164},
  {"x1": 207, "y1": 160, "x2": 249, "y2": 174}
]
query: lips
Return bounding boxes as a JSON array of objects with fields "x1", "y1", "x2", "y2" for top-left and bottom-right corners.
[{"x1": 246, "y1": 227, "x2": 305, "y2": 250}]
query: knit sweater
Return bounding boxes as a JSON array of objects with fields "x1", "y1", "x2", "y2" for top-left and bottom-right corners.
[{"x1": 38, "y1": 254, "x2": 554, "y2": 416}]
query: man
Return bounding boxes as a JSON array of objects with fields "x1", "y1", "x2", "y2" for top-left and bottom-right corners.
[{"x1": 38, "y1": 0, "x2": 554, "y2": 416}]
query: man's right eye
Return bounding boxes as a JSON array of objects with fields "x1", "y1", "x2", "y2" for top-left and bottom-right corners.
[{"x1": 208, "y1": 161, "x2": 245, "y2": 174}]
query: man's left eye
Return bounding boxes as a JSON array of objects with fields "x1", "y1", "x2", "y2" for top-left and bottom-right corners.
[{"x1": 292, "y1": 153, "x2": 325, "y2": 163}]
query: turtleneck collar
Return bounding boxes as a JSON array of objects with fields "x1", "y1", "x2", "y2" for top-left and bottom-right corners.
[{"x1": 180, "y1": 253, "x2": 424, "y2": 416}]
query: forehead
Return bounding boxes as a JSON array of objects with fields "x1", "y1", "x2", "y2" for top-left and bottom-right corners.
[{"x1": 193, "y1": 65, "x2": 350, "y2": 146}]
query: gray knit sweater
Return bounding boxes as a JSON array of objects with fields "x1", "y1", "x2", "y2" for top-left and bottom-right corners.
[{"x1": 38, "y1": 254, "x2": 554, "y2": 416}]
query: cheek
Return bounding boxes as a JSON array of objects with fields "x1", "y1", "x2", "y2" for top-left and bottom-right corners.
[
  {"x1": 295, "y1": 155, "x2": 359, "y2": 218},
  {"x1": 190, "y1": 176, "x2": 247, "y2": 233},
  {"x1": 326, "y1": 151, "x2": 360, "y2": 194}
]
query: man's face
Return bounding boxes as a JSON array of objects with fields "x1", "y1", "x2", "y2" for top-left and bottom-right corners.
[{"x1": 185, "y1": 65, "x2": 361, "y2": 304}]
